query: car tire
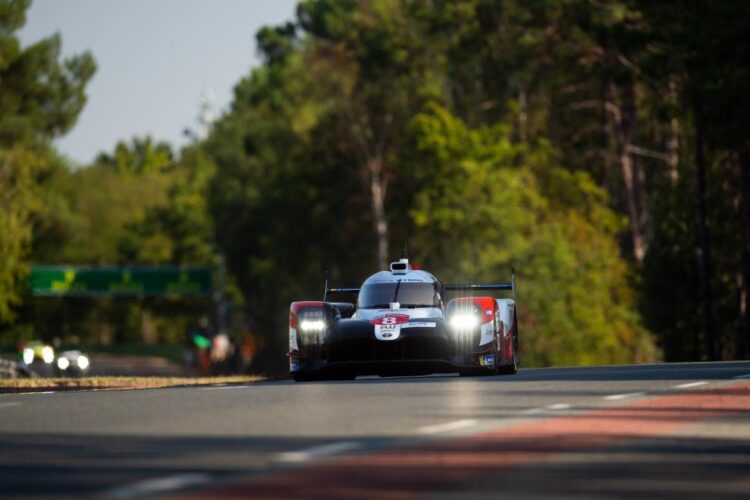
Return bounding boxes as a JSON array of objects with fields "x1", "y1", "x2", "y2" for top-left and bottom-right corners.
[
  {"x1": 498, "y1": 323, "x2": 519, "y2": 375},
  {"x1": 291, "y1": 371, "x2": 320, "y2": 382},
  {"x1": 325, "y1": 372, "x2": 356, "y2": 381},
  {"x1": 459, "y1": 367, "x2": 493, "y2": 377}
]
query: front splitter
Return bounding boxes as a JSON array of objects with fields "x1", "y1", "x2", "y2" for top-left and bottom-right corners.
[{"x1": 293, "y1": 358, "x2": 492, "y2": 377}]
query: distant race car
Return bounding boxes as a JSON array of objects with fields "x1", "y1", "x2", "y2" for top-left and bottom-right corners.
[
  {"x1": 55, "y1": 350, "x2": 90, "y2": 376},
  {"x1": 289, "y1": 259, "x2": 519, "y2": 381},
  {"x1": 18, "y1": 341, "x2": 55, "y2": 366}
]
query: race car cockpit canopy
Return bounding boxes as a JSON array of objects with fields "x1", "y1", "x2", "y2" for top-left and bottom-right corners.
[
  {"x1": 358, "y1": 281, "x2": 440, "y2": 309},
  {"x1": 357, "y1": 260, "x2": 441, "y2": 309}
]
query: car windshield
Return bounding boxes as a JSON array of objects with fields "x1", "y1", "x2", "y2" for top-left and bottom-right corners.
[{"x1": 358, "y1": 282, "x2": 438, "y2": 309}]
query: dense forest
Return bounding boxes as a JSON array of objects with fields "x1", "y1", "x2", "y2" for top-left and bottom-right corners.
[{"x1": 1, "y1": 0, "x2": 749, "y2": 372}]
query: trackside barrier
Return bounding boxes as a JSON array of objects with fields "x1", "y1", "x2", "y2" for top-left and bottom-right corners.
[{"x1": 0, "y1": 358, "x2": 36, "y2": 379}]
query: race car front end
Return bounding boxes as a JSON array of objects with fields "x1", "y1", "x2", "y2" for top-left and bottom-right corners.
[
  {"x1": 288, "y1": 260, "x2": 518, "y2": 380},
  {"x1": 289, "y1": 305, "x2": 516, "y2": 380},
  {"x1": 323, "y1": 315, "x2": 456, "y2": 376},
  {"x1": 289, "y1": 306, "x2": 459, "y2": 379}
]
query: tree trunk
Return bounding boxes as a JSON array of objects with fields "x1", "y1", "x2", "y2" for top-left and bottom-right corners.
[
  {"x1": 606, "y1": 82, "x2": 646, "y2": 263},
  {"x1": 366, "y1": 156, "x2": 389, "y2": 270},
  {"x1": 666, "y1": 76, "x2": 681, "y2": 185},
  {"x1": 737, "y1": 146, "x2": 750, "y2": 359},
  {"x1": 666, "y1": 117, "x2": 681, "y2": 185},
  {"x1": 693, "y1": 106, "x2": 718, "y2": 360},
  {"x1": 141, "y1": 308, "x2": 157, "y2": 345},
  {"x1": 620, "y1": 151, "x2": 646, "y2": 261},
  {"x1": 518, "y1": 88, "x2": 528, "y2": 143}
]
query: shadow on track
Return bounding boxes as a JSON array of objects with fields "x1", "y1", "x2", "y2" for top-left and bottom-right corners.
[{"x1": 1, "y1": 432, "x2": 749, "y2": 498}]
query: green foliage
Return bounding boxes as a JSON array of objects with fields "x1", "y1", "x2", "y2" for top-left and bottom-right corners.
[
  {"x1": 206, "y1": 0, "x2": 657, "y2": 369},
  {"x1": 207, "y1": 49, "x2": 372, "y2": 350},
  {"x1": 95, "y1": 137, "x2": 174, "y2": 176},
  {"x1": 0, "y1": 0, "x2": 95, "y2": 325},
  {"x1": 118, "y1": 145, "x2": 216, "y2": 266},
  {"x1": 408, "y1": 105, "x2": 654, "y2": 365},
  {"x1": 0, "y1": 147, "x2": 35, "y2": 322},
  {"x1": 0, "y1": 2, "x2": 95, "y2": 144},
  {"x1": 52, "y1": 153, "x2": 173, "y2": 264},
  {"x1": 40, "y1": 139, "x2": 216, "y2": 345},
  {"x1": 4, "y1": 0, "x2": 748, "y2": 368}
]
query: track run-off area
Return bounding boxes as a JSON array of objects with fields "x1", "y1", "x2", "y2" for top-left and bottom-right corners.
[{"x1": 1, "y1": 361, "x2": 750, "y2": 498}]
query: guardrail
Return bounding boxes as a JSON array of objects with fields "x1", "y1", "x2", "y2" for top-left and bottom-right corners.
[{"x1": 0, "y1": 358, "x2": 36, "y2": 379}]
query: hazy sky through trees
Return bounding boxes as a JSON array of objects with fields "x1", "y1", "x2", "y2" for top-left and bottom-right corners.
[{"x1": 19, "y1": 0, "x2": 297, "y2": 164}]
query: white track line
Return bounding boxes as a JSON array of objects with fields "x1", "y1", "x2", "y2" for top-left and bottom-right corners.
[
  {"x1": 6, "y1": 391, "x2": 56, "y2": 396},
  {"x1": 546, "y1": 403, "x2": 572, "y2": 410},
  {"x1": 0, "y1": 402, "x2": 21, "y2": 409},
  {"x1": 674, "y1": 381, "x2": 709, "y2": 389},
  {"x1": 276, "y1": 441, "x2": 362, "y2": 463},
  {"x1": 104, "y1": 473, "x2": 210, "y2": 498},
  {"x1": 604, "y1": 392, "x2": 646, "y2": 401},
  {"x1": 199, "y1": 385, "x2": 249, "y2": 391},
  {"x1": 522, "y1": 407, "x2": 545, "y2": 415},
  {"x1": 734, "y1": 374, "x2": 750, "y2": 379},
  {"x1": 418, "y1": 419, "x2": 477, "y2": 435}
]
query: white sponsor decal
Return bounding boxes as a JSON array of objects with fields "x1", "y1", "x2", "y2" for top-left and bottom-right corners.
[
  {"x1": 375, "y1": 323, "x2": 401, "y2": 340},
  {"x1": 479, "y1": 320, "x2": 494, "y2": 346},
  {"x1": 371, "y1": 314, "x2": 409, "y2": 341},
  {"x1": 401, "y1": 322, "x2": 437, "y2": 329},
  {"x1": 289, "y1": 327, "x2": 299, "y2": 351}
]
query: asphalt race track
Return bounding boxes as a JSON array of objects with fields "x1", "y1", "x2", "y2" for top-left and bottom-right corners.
[{"x1": 1, "y1": 361, "x2": 750, "y2": 498}]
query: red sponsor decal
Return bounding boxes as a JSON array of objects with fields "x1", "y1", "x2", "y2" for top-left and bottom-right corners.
[{"x1": 370, "y1": 314, "x2": 410, "y2": 326}]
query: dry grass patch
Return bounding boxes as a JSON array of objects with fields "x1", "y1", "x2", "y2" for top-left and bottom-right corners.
[{"x1": 0, "y1": 375, "x2": 264, "y2": 393}]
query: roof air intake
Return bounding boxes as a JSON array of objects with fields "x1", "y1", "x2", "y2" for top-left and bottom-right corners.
[{"x1": 390, "y1": 259, "x2": 410, "y2": 274}]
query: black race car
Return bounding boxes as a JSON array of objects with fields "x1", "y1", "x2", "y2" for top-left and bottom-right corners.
[{"x1": 288, "y1": 259, "x2": 519, "y2": 381}]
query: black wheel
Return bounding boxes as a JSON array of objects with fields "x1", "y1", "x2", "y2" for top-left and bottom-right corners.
[
  {"x1": 498, "y1": 323, "x2": 519, "y2": 375},
  {"x1": 291, "y1": 371, "x2": 320, "y2": 382},
  {"x1": 325, "y1": 372, "x2": 356, "y2": 381},
  {"x1": 492, "y1": 328, "x2": 502, "y2": 375},
  {"x1": 459, "y1": 366, "x2": 494, "y2": 377}
]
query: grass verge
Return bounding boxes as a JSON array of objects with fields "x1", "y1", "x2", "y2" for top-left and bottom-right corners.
[{"x1": 0, "y1": 375, "x2": 265, "y2": 393}]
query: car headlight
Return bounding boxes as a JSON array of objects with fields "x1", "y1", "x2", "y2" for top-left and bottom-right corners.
[
  {"x1": 41, "y1": 346, "x2": 55, "y2": 364},
  {"x1": 22, "y1": 348, "x2": 35, "y2": 365},
  {"x1": 299, "y1": 319, "x2": 326, "y2": 332},
  {"x1": 76, "y1": 355, "x2": 90, "y2": 370},
  {"x1": 450, "y1": 313, "x2": 480, "y2": 330},
  {"x1": 57, "y1": 357, "x2": 70, "y2": 370}
]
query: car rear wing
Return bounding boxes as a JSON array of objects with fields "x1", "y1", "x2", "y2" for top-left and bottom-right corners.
[
  {"x1": 444, "y1": 268, "x2": 516, "y2": 300},
  {"x1": 322, "y1": 268, "x2": 516, "y2": 300},
  {"x1": 321, "y1": 270, "x2": 360, "y2": 302},
  {"x1": 325, "y1": 287, "x2": 360, "y2": 295},
  {"x1": 322, "y1": 287, "x2": 359, "y2": 303}
]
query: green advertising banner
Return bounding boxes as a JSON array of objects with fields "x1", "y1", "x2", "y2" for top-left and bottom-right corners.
[{"x1": 30, "y1": 266, "x2": 213, "y2": 297}]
